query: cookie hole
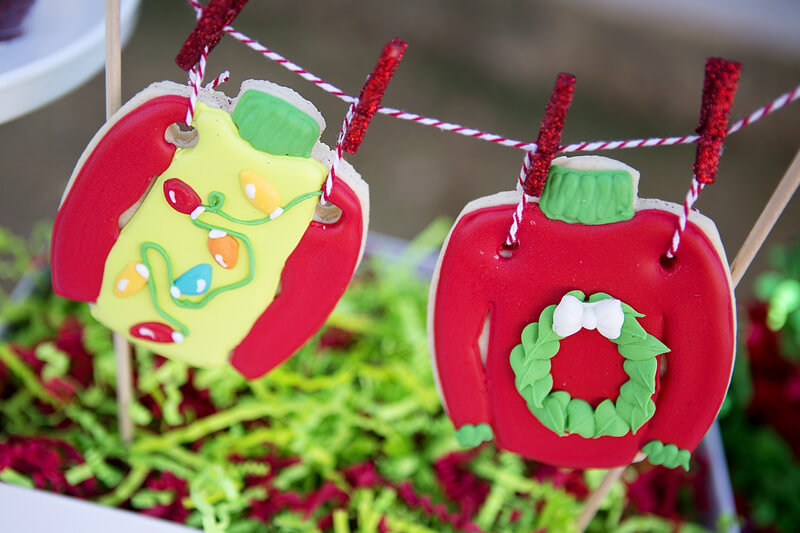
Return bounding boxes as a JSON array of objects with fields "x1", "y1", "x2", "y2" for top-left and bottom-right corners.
[
  {"x1": 118, "y1": 178, "x2": 156, "y2": 229},
  {"x1": 498, "y1": 241, "x2": 517, "y2": 259},
  {"x1": 659, "y1": 253, "x2": 679, "y2": 275},
  {"x1": 313, "y1": 201, "x2": 342, "y2": 224},
  {"x1": 165, "y1": 123, "x2": 199, "y2": 148},
  {"x1": 478, "y1": 308, "x2": 491, "y2": 368},
  {"x1": 659, "y1": 354, "x2": 667, "y2": 379}
]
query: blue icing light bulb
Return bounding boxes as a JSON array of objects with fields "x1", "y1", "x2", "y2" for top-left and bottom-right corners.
[{"x1": 170, "y1": 264, "x2": 213, "y2": 298}]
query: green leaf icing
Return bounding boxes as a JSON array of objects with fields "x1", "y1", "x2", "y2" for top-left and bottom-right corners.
[
  {"x1": 615, "y1": 316, "x2": 649, "y2": 345},
  {"x1": 617, "y1": 334, "x2": 670, "y2": 361},
  {"x1": 619, "y1": 381, "x2": 651, "y2": 411},
  {"x1": 630, "y1": 400, "x2": 656, "y2": 434},
  {"x1": 623, "y1": 359, "x2": 658, "y2": 393},
  {"x1": 509, "y1": 291, "x2": 668, "y2": 439},
  {"x1": 539, "y1": 165, "x2": 635, "y2": 225},
  {"x1": 520, "y1": 322, "x2": 539, "y2": 354},
  {"x1": 531, "y1": 391, "x2": 570, "y2": 435},
  {"x1": 594, "y1": 399, "x2": 630, "y2": 437},
  {"x1": 643, "y1": 441, "x2": 692, "y2": 471},
  {"x1": 529, "y1": 374, "x2": 553, "y2": 409},
  {"x1": 232, "y1": 90, "x2": 320, "y2": 158},
  {"x1": 536, "y1": 306, "x2": 560, "y2": 345},
  {"x1": 566, "y1": 399, "x2": 595, "y2": 438},
  {"x1": 454, "y1": 423, "x2": 494, "y2": 447}
]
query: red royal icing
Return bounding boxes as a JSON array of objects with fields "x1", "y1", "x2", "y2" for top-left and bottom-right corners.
[
  {"x1": 430, "y1": 200, "x2": 735, "y2": 469},
  {"x1": 230, "y1": 177, "x2": 364, "y2": 379},
  {"x1": 51, "y1": 95, "x2": 188, "y2": 303},
  {"x1": 130, "y1": 321, "x2": 178, "y2": 343}
]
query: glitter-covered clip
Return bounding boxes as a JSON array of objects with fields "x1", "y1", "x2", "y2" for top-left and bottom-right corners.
[
  {"x1": 175, "y1": 0, "x2": 249, "y2": 71},
  {"x1": 523, "y1": 73, "x2": 576, "y2": 197},
  {"x1": 341, "y1": 38, "x2": 408, "y2": 155},
  {"x1": 693, "y1": 57, "x2": 742, "y2": 185}
]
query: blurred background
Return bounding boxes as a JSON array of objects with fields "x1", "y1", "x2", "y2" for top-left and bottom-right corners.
[{"x1": 0, "y1": 0, "x2": 799, "y2": 294}]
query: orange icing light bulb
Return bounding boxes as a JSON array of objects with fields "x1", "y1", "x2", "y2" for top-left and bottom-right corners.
[
  {"x1": 114, "y1": 261, "x2": 149, "y2": 297},
  {"x1": 240, "y1": 169, "x2": 281, "y2": 214},
  {"x1": 207, "y1": 229, "x2": 239, "y2": 269}
]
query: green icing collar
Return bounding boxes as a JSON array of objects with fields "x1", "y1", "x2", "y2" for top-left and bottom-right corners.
[
  {"x1": 539, "y1": 165, "x2": 635, "y2": 225},
  {"x1": 232, "y1": 90, "x2": 320, "y2": 158}
]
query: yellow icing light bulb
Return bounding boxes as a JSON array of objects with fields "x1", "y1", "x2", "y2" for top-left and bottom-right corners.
[
  {"x1": 240, "y1": 169, "x2": 281, "y2": 214},
  {"x1": 114, "y1": 261, "x2": 149, "y2": 297},
  {"x1": 207, "y1": 230, "x2": 239, "y2": 269}
]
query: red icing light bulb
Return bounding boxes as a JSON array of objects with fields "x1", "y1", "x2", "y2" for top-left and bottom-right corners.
[
  {"x1": 130, "y1": 321, "x2": 183, "y2": 344},
  {"x1": 207, "y1": 230, "x2": 239, "y2": 269},
  {"x1": 164, "y1": 178, "x2": 203, "y2": 216}
]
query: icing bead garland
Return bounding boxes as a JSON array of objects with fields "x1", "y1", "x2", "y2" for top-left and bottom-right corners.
[
  {"x1": 454, "y1": 423, "x2": 493, "y2": 447},
  {"x1": 642, "y1": 440, "x2": 691, "y2": 471},
  {"x1": 509, "y1": 290, "x2": 670, "y2": 438}
]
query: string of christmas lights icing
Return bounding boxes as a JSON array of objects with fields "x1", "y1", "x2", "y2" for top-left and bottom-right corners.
[{"x1": 123, "y1": 178, "x2": 322, "y2": 344}]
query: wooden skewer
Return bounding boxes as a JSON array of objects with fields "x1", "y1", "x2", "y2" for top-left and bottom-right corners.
[
  {"x1": 575, "y1": 453, "x2": 645, "y2": 532},
  {"x1": 730, "y1": 146, "x2": 800, "y2": 287},
  {"x1": 105, "y1": 0, "x2": 121, "y2": 119},
  {"x1": 106, "y1": 0, "x2": 134, "y2": 445},
  {"x1": 577, "y1": 145, "x2": 800, "y2": 532}
]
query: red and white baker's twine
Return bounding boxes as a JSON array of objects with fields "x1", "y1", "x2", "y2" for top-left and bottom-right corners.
[
  {"x1": 215, "y1": 17, "x2": 799, "y2": 155},
  {"x1": 666, "y1": 177, "x2": 705, "y2": 259},
  {"x1": 205, "y1": 70, "x2": 230, "y2": 90},
  {"x1": 505, "y1": 150, "x2": 535, "y2": 247},
  {"x1": 323, "y1": 100, "x2": 358, "y2": 204},
  {"x1": 185, "y1": 44, "x2": 209, "y2": 126},
  {"x1": 185, "y1": 0, "x2": 799, "y2": 244}
]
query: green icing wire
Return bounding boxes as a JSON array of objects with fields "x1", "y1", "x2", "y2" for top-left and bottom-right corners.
[
  {"x1": 135, "y1": 189, "x2": 320, "y2": 338},
  {"x1": 202, "y1": 190, "x2": 322, "y2": 226},
  {"x1": 140, "y1": 242, "x2": 190, "y2": 335}
]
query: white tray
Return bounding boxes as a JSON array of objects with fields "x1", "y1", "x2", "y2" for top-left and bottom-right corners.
[
  {"x1": 0, "y1": 483, "x2": 200, "y2": 532},
  {"x1": 0, "y1": 0, "x2": 140, "y2": 125}
]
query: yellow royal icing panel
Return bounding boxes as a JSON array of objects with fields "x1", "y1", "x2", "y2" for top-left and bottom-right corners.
[{"x1": 92, "y1": 103, "x2": 328, "y2": 367}]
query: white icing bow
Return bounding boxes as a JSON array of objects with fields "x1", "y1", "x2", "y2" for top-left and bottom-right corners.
[{"x1": 552, "y1": 294, "x2": 624, "y2": 340}]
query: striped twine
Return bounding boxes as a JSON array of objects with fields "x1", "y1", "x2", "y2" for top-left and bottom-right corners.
[
  {"x1": 504, "y1": 150, "x2": 535, "y2": 248},
  {"x1": 322, "y1": 100, "x2": 358, "y2": 204},
  {"x1": 666, "y1": 177, "x2": 706, "y2": 259},
  {"x1": 184, "y1": 0, "x2": 799, "y2": 157},
  {"x1": 185, "y1": 44, "x2": 209, "y2": 126},
  {"x1": 184, "y1": 0, "x2": 799, "y2": 251},
  {"x1": 204, "y1": 70, "x2": 230, "y2": 90},
  {"x1": 214, "y1": 15, "x2": 800, "y2": 155}
]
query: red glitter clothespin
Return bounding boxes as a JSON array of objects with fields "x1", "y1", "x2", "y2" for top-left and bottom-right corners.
[
  {"x1": 522, "y1": 73, "x2": 576, "y2": 197},
  {"x1": 693, "y1": 57, "x2": 742, "y2": 184},
  {"x1": 176, "y1": 0, "x2": 249, "y2": 71},
  {"x1": 341, "y1": 38, "x2": 407, "y2": 154}
]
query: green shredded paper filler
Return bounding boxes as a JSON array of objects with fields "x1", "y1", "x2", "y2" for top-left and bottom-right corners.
[{"x1": 0, "y1": 223, "x2": 713, "y2": 532}]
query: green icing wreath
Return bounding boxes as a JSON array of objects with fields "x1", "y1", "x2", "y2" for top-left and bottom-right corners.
[{"x1": 509, "y1": 290, "x2": 670, "y2": 438}]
